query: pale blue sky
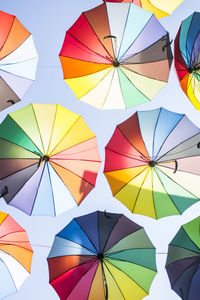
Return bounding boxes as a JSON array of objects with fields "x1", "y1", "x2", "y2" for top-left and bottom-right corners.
[{"x1": 0, "y1": 0, "x2": 200, "y2": 299}]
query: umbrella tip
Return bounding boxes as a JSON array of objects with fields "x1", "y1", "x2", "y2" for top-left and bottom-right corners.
[
  {"x1": 97, "y1": 252, "x2": 104, "y2": 261},
  {"x1": 148, "y1": 161, "x2": 157, "y2": 168},
  {"x1": 113, "y1": 60, "x2": 120, "y2": 68}
]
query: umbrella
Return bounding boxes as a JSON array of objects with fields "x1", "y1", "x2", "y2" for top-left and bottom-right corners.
[
  {"x1": 0, "y1": 103, "x2": 101, "y2": 216},
  {"x1": 60, "y1": 2, "x2": 173, "y2": 110},
  {"x1": 0, "y1": 211, "x2": 33, "y2": 299},
  {"x1": 174, "y1": 12, "x2": 200, "y2": 110},
  {"x1": 166, "y1": 216, "x2": 200, "y2": 300},
  {"x1": 102, "y1": 0, "x2": 184, "y2": 19},
  {"x1": 104, "y1": 107, "x2": 200, "y2": 219},
  {"x1": 47, "y1": 211, "x2": 157, "y2": 300},
  {"x1": 0, "y1": 10, "x2": 38, "y2": 111}
]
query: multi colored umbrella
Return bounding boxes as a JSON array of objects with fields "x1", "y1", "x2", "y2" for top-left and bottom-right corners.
[
  {"x1": 174, "y1": 12, "x2": 200, "y2": 110},
  {"x1": 102, "y1": 0, "x2": 184, "y2": 19},
  {"x1": 0, "y1": 103, "x2": 101, "y2": 216},
  {"x1": 0, "y1": 10, "x2": 38, "y2": 111},
  {"x1": 60, "y1": 3, "x2": 173, "y2": 110},
  {"x1": 104, "y1": 107, "x2": 200, "y2": 219},
  {"x1": 47, "y1": 211, "x2": 157, "y2": 300},
  {"x1": 166, "y1": 216, "x2": 200, "y2": 300},
  {"x1": 0, "y1": 211, "x2": 33, "y2": 299}
]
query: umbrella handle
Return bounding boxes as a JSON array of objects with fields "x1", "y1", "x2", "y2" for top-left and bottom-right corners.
[
  {"x1": 162, "y1": 39, "x2": 173, "y2": 51},
  {"x1": 0, "y1": 186, "x2": 8, "y2": 198},
  {"x1": 7, "y1": 100, "x2": 15, "y2": 105},
  {"x1": 104, "y1": 35, "x2": 117, "y2": 59},
  {"x1": 104, "y1": 278, "x2": 108, "y2": 300},
  {"x1": 173, "y1": 160, "x2": 178, "y2": 173}
]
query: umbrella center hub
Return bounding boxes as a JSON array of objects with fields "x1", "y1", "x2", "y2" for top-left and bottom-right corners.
[
  {"x1": 97, "y1": 253, "x2": 104, "y2": 261},
  {"x1": 113, "y1": 60, "x2": 120, "y2": 68},
  {"x1": 41, "y1": 155, "x2": 50, "y2": 162},
  {"x1": 148, "y1": 160, "x2": 156, "y2": 168}
]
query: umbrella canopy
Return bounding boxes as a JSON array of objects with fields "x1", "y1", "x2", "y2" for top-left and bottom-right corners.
[
  {"x1": 47, "y1": 211, "x2": 157, "y2": 300},
  {"x1": 104, "y1": 107, "x2": 200, "y2": 219},
  {"x1": 174, "y1": 12, "x2": 200, "y2": 110},
  {"x1": 60, "y1": 3, "x2": 173, "y2": 110},
  {"x1": 102, "y1": 0, "x2": 184, "y2": 19},
  {"x1": 166, "y1": 216, "x2": 200, "y2": 300},
  {"x1": 0, "y1": 10, "x2": 38, "y2": 111},
  {"x1": 0, "y1": 211, "x2": 33, "y2": 299},
  {"x1": 0, "y1": 103, "x2": 101, "y2": 216}
]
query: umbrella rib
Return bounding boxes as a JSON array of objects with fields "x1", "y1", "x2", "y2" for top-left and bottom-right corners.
[
  {"x1": 118, "y1": 66, "x2": 150, "y2": 101},
  {"x1": 67, "y1": 32, "x2": 112, "y2": 64},
  {"x1": 48, "y1": 116, "x2": 81, "y2": 157},
  {"x1": 74, "y1": 221, "x2": 100, "y2": 254},
  {"x1": 0, "y1": 137, "x2": 41, "y2": 158},
  {"x1": 46, "y1": 105, "x2": 58, "y2": 155},
  {"x1": 0, "y1": 161, "x2": 39, "y2": 181},
  {"x1": 121, "y1": 64, "x2": 168, "y2": 83},
  {"x1": 154, "y1": 115, "x2": 185, "y2": 160},
  {"x1": 50, "y1": 160, "x2": 95, "y2": 187},
  {"x1": 156, "y1": 131, "x2": 200, "y2": 162},
  {"x1": 31, "y1": 104, "x2": 45, "y2": 154},
  {"x1": 103, "y1": 261, "x2": 125, "y2": 300},
  {"x1": 121, "y1": 33, "x2": 172, "y2": 64},
  {"x1": 29, "y1": 163, "x2": 48, "y2": 216},
  {"x1": 104, "y1": 258, "x2": 150, "y2": 295},
  {"x1": 105, "y1": 252, "x2": 156, "y2": 271},
  {"x1": 49, "y1": 257, "x2": 97, "y2": 283},
  {"x1": 151, "y1": 169, "x2": 157, "y2": 219},
  {"x1": 131, "y1": 168, "x2": 150, "y2": 213},
  {"x1": 117, "y1": 3, "x2": 131, "y2": 60},
  {"x1": 155, "y1": 166, "x2": 199, "y2": 209},
  {"x1": 105, "y1": 147, "x2": 148, "y2": 163},
  {"x1": 100, "y1": 68, "x2": 115, "y2": 109},
  {"x1": 47, "y1": 162, "x2": 78, "y2": 207},
  {"x1": 111, "y1": 166, "x2": 148, "y2": 197},
  {"x1": 151, "y1": 108, "x2": 161, "y2": 159},
  {"x1": 119, "y1": 15, "x2": 155, "y2": 61},
  {"x1": 117, "y1": 126, "x2": 149, "y2": 161},
  {"x1": 185, "y1": 13, "x2": 195, "y2": 67},
  {"x1": 7, "y1": 114, "x2": 42, "y2": 155},
  {"x1": 51, "y1": 144, "x2": 101, "y2": 162},
  {"x1": 0, "y1": 256, "x2": 18, "y2": 291},
  {"x1": 82, "y1": 12, "x2": 114, "y2": 62}
]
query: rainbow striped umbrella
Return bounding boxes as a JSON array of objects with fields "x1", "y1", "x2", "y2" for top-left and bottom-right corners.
[
  {"x1": 60, "y1": 3, "x2": 173, "y2": 109},
  {"x1": 104, "y1": 108, "x2": 200, "y2": 219},
  {"x1": 166, "y1": 216, "x2": 200, "y2": 300},
  {"x1": 48, "y1": 211, "x2": 157, "y2": 300},
  {"x1": 0, "y1": 211, "x2": 33, "y2": 299},
  {"x1": 175, "y1": 12, "x2": 200, "y2": 110},
  {"x1": 102, "y1": 0, "x2": 184, "y2": 19},
  {"x1": 0, "y1": 103, "x2": 101, "y2": 216},
  {"x1": 0, "y1": 10, "x2": 38, "y2": 111}
]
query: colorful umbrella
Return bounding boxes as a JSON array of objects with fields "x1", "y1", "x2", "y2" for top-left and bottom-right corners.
[
  {"x1": 60, "y1": 3, "x2": 173, "y2": 110},
  {"x1": 166, "y1": 216, "x2": 200, "y2": 300},
  {"x1": 104, "y1": 107, "x2": 200, "y2": 219},
  {"x1": 175, "y1": 12, "x2": 200, "y2": 110},
  {"x1": 0, "y1": 211, "x2": 33, "y2": 299},
  {"x1": 0, "y1": 10, "x2": 38, "y2": 111},
  {"x1": 47, "y1": 211, "x2": 157, "y2": 300},
  {"x1": 0, "y1": 103, "x2": 101, "y2": 216},
  {"x1": 102, "y1": 0, "x2": 184, "y2": 19}
]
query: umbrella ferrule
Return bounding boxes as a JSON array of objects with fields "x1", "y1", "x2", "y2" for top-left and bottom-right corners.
[
  {"x1": 148, "y1": 161, "x2": 157, "y2": 168},
  {"x1": 38, "y1": 155, "x2": 50, "y2": 167},
  {"x1": 113, "y1": 59, "x2": 120, "y2": 68},
  {"x1": 97, "y1": 252, "x2": 104, "y2": 262}
]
